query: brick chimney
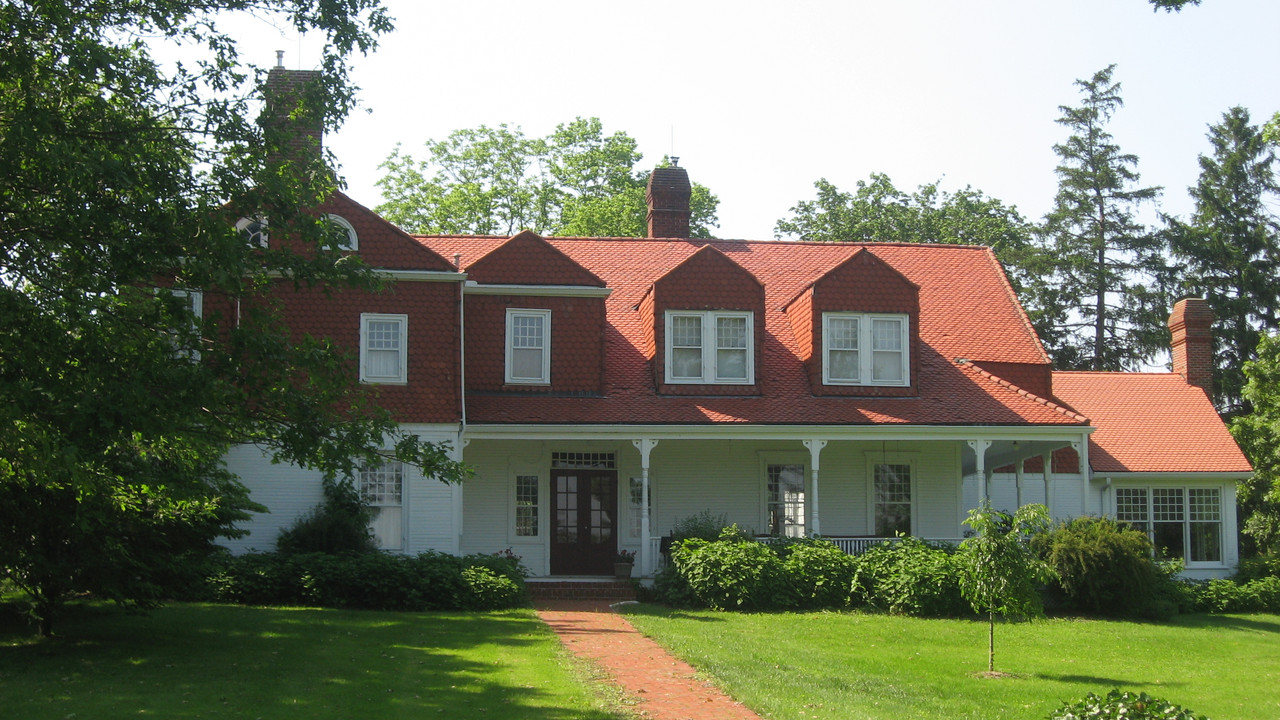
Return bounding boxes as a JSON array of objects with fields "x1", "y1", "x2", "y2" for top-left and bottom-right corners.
[
  {"x1": 646, "y1": 163, "x2": 692, "y2": 238},
  {"x1": 1169, "y1": 298, "x2": 1214, "y2": 393},
  {"x1": 261, "y1": 53, "x2": 324, "y2": 163}
]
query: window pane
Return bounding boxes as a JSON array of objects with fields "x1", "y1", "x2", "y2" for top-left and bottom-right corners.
[
  {"x1": 1188, "y1": 488, "x2": 1220, "y2": 521},
  {"x1": 367, "y1": 349, "x2": 400, "y2": 378},
  {"x1": 716, "y1": 316, "x2": 747, "y2": 348},
  {"x1": 871, "y1": 318, "x2": 903, "y2": 350},
  {"x1": 767, "y1": 464, "x2": 805, "y2": 537},
  {"x1": 828, "y1": 317, "x2": 859, "y2": 350},
  {"x1": 359, "y1": 462, "x2": 403, "y2": 505},
  {"x1": 671, "y1": 315, "x2": 702, "y2": 347},
  {"x1": 872, "y1": 350, "x2": 904, "y2": 382},
  {"x1": 874, "y1": 463, "x2": 911, "y2": 537},
  {"x1": 511, "y1": 347, "x2": 544, "y2": 380},
  {"x1": 717, "y1": 348, "x2": 747, "y2": 380},
  {"x1": 829, "y1": 349, "x2": 859, "y2": 380},
  {"x1": 511, "y1": 315, "x2": 544, "y2": 348},
  {"x1": 672, "y1": 347, "x2": 703, "y2": 378},
  {"x1": 367, "y1": 320, "x2": 400, "y2": 350},
  {"x1": 1153, "y1": 522, "x2": 1185, "y2": 559},
  {"x1": 1152, "y1": 489, "x2": 1184, "y2": 521},
  {"x1": 516, "y1": 475, "x2": 539, "y2": 537},
  {"x1": 1189, "y1": 522, "x2": 1221, "y2": 562},
  {"x1": 1115, "y1": 488, "x2": 1148, "y2": 521}
]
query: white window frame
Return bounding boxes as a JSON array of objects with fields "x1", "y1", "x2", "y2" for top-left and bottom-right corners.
[
  {"x1": 359, "y1": 460, "x2": 404, "y2": 551},
  {"x1": 1114, "y1": 484, "x2": 1225, "y2": 567},
  {"x1": 514, "y1": 474, "x2": 541, "y2": 538},
  {"x1": 167, "y1": 288, "x2": 203, "y2": 360},
  {"x1": 664, "y1": 310, "x2": 754, "y2": 385},
  {"x1": 505, "y1": 309, "x2": 551, "y2": 385},
  {"x1": 360, "y1": 313, "x2": 408, "y2": 384},
  {"x1": 865, "y1": 454, "x2": 917, "y2": 537},
  {"x1": 759, "y1": 453, "x2": 807, "y2": 538},
  {"x1": 823, "y1": 312, "x2": 909, "y2": 386},
  {"x1": 326, "y1": 213, "x2": 358, "y2": 251},
  {"x1": 627, "y1": 476, "x2": 655, "y2": 539},
  {"x1": 236, "y1": 216, "x2": 269, "y2": 247}
]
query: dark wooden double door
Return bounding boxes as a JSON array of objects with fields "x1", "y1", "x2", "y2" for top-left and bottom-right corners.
[{"x1": 550, "y1": 469, "x2": 617, "y2": 575}]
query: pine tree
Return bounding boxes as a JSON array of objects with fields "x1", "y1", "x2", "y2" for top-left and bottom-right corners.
[
  {"x1": 1168, "y1": 107, "x2": 1280, "y2": 415},
  {"x1": 1038, "y1": 65, "x2": 1166, "y2": 370}
]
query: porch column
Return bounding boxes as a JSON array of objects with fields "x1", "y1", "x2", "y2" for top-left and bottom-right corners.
[
  {"x1": 967, "y1": 440, "x2": 991, "y2": 503},
  {"x1": 1041, "y1": 451, "x2": 1053, "y2": 518},
  {"x1": 803, "y1": 439, "x2": 828, "y2": 537},
  {"x1": 631, "y1": 439, "x2": 659, "y2": 576},
  {"x1": 1015, "y1": 459, "x2": 1025, "y2": 509}
]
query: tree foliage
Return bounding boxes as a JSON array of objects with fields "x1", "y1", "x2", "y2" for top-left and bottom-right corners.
[
  {"x1": 376, "y1": 117, "x2": 720, "y2": 237},
  {"x1": 0, "y1": 0, "x2": 466, "y2": 635},
  {"x1": 1167, "y1": 107, "x2": 1280, "y2": 415},
  {"x1": 956, "y1": 501, "x2": 1052, "y2": 673},
  {"x1": 1037, "y1": 64, "x2": 1168, "y2": 371},
  {"x1": 1231, "y1": 333, "x2": 1280, "y2": 555}
]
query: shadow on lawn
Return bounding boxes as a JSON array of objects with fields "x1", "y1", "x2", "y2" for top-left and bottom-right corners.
[
  {"x1": 0, "y1": 601, "x2": 623, "y2": 720},
  {"x1": 1033, "y1": 673, "x2": 1184, "y2": 688}
]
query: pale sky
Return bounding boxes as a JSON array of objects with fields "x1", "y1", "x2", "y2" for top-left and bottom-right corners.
[{"x1": 253, "y1": 0, "x2": 1280, "y2": 240}]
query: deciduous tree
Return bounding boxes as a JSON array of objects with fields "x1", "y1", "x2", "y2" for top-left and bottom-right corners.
[
  {"x1": 1230, "y1": 333, "x2": 1280, "y2": 554},
  {"x1": 376, "y1": 118, "x2": 720, "y2": 237},
  {"x1": 0, "y1": 0, "x2": 466, "y2": 636}
]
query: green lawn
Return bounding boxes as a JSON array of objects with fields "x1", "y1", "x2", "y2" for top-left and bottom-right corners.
[
  {"x1": 621, "y1": 606, "x2": 1280, "y2": 720},
  {"x1": 0, "y1": 601, "x2": 631, "y2": 720}
]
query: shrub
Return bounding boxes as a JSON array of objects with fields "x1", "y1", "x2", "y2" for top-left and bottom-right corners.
[
  {"x1": 780, "y1": 539, "x2": 857, "y2": 609},
  {"x1": 1183, "y1": 576, "x2": 1280, "y2": 613},
  {"x1": 669, "y1": 510, "x2": 741, "y2": 543},
  {"x1": 202, "y1": 550, "x2": 528, "y2": 611},
  {"x1": 275, "y1": 479, "x2": 377, "y2": 555},
  {"x1": 1032, "y1": 517, "x2": 1177, "y2": 619},
  {"x1": 673, "y1": 526, "x2": 796, "y2": 610},
  {"x1": 646, "y1": 562, "x2": 701, "y2": 608},
  {"x1": 852, "y1": 537, "x2": 967, "y2": 617},
  {"x1": 1235, "y1": 555, "x2": 1280, "y2": 581},
  {"x1": 1048, "y1": 689, "x2": 1207, "y2": 720}
]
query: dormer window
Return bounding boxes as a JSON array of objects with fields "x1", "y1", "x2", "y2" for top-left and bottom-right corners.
[
  {"x1": 823, "y1": 313, "x2": 908, "y2": 386},
  {"x1": 665, "y1": 310, "x2": 753, "y2": 384},
  {"x1": 506, "y1": 309, "x2": 551, "y2": 385}
]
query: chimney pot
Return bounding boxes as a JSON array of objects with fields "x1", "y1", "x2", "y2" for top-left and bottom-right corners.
[
  {"x1": 646, "y1": 166, "x2": 692, "y2": 239},
  {"x1": 1168, "y1": 297, "x2": 1214, "y2": 394}
]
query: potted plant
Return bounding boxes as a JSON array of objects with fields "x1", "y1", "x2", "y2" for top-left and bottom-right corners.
[{"x1": 614, "y1": 549, "x2": 636, "y2": 579}]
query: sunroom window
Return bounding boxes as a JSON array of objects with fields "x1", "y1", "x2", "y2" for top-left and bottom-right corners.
[
  {"x1": 823, "y1": 313, "x2": 909, "y2": 386},
  {"x1": 665, "y1": 310, "x2": 753, "y2": 384},
  {"x1": 1115, "y1": 486, "x2": 1223, "y2": 564}
]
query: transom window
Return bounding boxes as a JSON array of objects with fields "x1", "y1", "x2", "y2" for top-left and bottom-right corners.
[
  {"x1": 665, "y1": 310, "x2": 754, "y2": 384},
  {"x1": 360, "y1": 313, "x2": 407, "y2": 384},
  {"x1": 823, "y1": 313, "x2": 909, "y2": 386},
  {"x1": 506, "y1": 309, "x2": 551, "y2": 384},
  {"x1": 767, "y1": 463, "x2": 806, "y2": 537},
  {"x1": 1115, "y1": 486, "x2": 1223, "y2": 564},
  {"x1": 873, "y1": 463, "x2": 912, "y2": 536}
]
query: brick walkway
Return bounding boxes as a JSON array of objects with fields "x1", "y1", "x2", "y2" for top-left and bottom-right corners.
[{"x1": 535, "y1": 600, "x2": 763, "y2": 720}]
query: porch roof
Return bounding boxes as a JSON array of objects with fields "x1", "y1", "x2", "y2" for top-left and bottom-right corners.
[{"x1": 1051, "y1": 372, "x2": 1251, "y2": 474}]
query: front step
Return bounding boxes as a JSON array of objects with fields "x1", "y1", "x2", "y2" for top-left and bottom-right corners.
[{"x1": 527, "y1": 578, "x2": 637, "y2": 603}]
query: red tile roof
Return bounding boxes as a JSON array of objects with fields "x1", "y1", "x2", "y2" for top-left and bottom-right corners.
[
  {"x1": 1052, "y1": 372, "x2": 1251, "y2": 474},
  {"x1": 422, "y1": 236, "x2": 1078, "y2": 427}
]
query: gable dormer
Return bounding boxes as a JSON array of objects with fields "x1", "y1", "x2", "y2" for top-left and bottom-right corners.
[
  {"x1": 317, "y1": 192, "x2": 456, "y2": 271},
  {"x1": 785, "y1": 248, "x2": 920, "y2": 397},
  {"x1": 647, "y1": 245, "x2": 765, "y2": 395},
  {"x1": 462, "y1": 232, "x2": 609, "y2": 394}
]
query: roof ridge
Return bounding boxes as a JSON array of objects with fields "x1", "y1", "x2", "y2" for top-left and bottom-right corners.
[{"x1": 957, "y1": 360, "x2": 1090, "y2": 424}]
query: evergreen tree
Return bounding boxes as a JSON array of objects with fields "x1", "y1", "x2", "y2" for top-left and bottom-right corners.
[
  {"x1": 1038, "y1": 65, "x2": 1167, "y2": 371},
  {"x1": 1168, "y1": 107, "x2": 1280, "y2": 415}
]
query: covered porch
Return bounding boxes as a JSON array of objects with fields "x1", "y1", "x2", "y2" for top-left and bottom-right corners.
[{"x1": 458, "y1": 424, "x2": 1091, "y2": 578}]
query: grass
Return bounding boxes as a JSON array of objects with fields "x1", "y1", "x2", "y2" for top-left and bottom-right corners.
[
  {"x1": 0, "y1": 600, "x2": 632, "y2": 720},
  {"x1": 620, "y1": 605, "x2": 1280, "y2": 720}
]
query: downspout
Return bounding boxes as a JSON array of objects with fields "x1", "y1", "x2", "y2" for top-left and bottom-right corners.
[{"x1": 455, "y1": 255, "x2": 466, "y2": 553}]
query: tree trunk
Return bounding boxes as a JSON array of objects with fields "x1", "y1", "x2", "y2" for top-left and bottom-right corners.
[{"x1": 988, "y1": 610, "x2": 995, "y2": 673}]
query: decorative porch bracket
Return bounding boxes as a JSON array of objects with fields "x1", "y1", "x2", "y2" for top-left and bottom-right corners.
[
  {"x1": 967, "y1": 440, "x2": 992, "y2": 502},
  {"x1": 802, "y1": 439, "x2": 828, "y2": 536},
  {"x1": 631, "y1": 438, "x2": 659, "y2": 576}
]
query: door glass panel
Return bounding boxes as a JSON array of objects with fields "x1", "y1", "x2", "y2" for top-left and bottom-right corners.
[{"x1": 556, "y1": 475, "x2": 578, "y2": 543}]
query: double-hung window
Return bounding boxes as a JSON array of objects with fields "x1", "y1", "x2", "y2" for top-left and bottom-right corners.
[
  {"x1": 359, "y1": 461, "x2": 404, "y2": 550},
  {"x1": 506, "y1": 309, "x2": 551, "y2": 384},
  {"x1": 823, "y1": 313, "x2": 909, "y2": 386},
  {"x1": 665, "y1": 310, "x2": 753, "y2": 384},
  {"x1": 1115, "y1": 486, "x2": 1223, "y2": 564},
  {"x1": 515, "y1": 475, "x2": 540, "y2": 537},
  {"x1": 360, "y1": 313, "x2": 407, "y2": 384}
]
